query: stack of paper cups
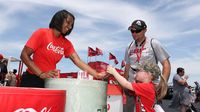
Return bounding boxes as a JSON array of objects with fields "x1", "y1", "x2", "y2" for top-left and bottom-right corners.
[{"x1": 77, "y1": 70, "x2": 93, "y2": 80}]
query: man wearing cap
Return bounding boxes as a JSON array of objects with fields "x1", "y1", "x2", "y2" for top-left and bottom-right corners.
[{"x1": 123, "y1": 19, "x2": 171, "y2": 112}]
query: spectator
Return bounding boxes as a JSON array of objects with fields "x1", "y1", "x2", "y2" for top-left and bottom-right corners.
[
  {"x1": 181, "y1": 86, "x2": 197, "y2": 112},
  {"x1": 0, "y1": 58, "x2": 8, "y2": 85},
  {"x1": 123, "y1": 19, "x2": 171, "y2": 112},
  {"x1": 169, "y1": 67, "x2": 189, "y2": 112},
  {"x1": 194, "y1": 81, "x2": 200, "y2": 102},
  {"x1": 5, "y1": 69, "x2": 17, "y2": 86}
]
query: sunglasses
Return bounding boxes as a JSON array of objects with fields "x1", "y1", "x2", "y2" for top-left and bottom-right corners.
[
  {"x1": 130, "y1": 29, "x2": 142, "y2": 34},
  {"x1": 135, "y1": 80, "x2": 142, "y2": 83}
]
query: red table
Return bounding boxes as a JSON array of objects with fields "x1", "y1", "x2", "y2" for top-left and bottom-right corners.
[{"x1": 0, "y1": 87, "x2": 66, "y2": 112}]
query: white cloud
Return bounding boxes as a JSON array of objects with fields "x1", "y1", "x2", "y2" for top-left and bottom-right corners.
[
  {"x1": 168, "y1": 2, "x2": 200, "y2": 21},
  {"x1": 0, "y1": 41, "x2": 23, "y2": 54},
  {"x1": 0, "y1": 1, "x2": 37, "y2": 35},
  {"x1": 169, "y1": 50, "x2": 200, "y2": 85},
  {"x1": 171, "y1": 58, "x2": 200, "y2": 76},
  {"x1": 0, "y1": 14, "x2": 11, "y2": 35}
]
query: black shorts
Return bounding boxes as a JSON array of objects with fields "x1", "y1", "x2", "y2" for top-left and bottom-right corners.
[{"x1": 20, "y1": 71, "x2": 44, "y2": 88}]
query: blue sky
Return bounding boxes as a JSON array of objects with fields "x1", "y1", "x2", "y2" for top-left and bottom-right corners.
[{"x1": 0, "y1": 0, "x2": 200, "y2": 86}]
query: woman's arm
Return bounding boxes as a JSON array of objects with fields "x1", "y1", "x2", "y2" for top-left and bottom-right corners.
[
  {"x1": 20, "y1": 46, "x2": 57, "y2": 78},
  {"x1": 69, "y1": 52, "x2": 105, "y2": 79},
  {"x1": 20, "y1": 46, "x2": 42, "y2": 76},
  {"x1": 107, "y1": 65, "x2": 133, "y2": 91}
]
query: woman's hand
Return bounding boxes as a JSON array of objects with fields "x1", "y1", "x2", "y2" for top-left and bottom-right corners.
[
  {"x1": 39, "y1": 70, "x2": 59, "y2": 79},
  {"x1": 94, "y1": 72, "x2": 107, "y2": 79}
]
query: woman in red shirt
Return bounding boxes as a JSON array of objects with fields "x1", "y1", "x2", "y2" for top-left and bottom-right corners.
[{"x1": 20, "y1": 10, "x2": 105, "y2": 88}]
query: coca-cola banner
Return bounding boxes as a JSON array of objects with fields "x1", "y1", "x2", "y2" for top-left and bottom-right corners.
[{"x1": 0, "y1": 87, "x2": 66, "y2": 112}]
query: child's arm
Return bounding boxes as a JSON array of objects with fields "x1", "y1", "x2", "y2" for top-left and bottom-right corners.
[{"x1": 107, "y1": 65, "x2": 134, "y2": 91}]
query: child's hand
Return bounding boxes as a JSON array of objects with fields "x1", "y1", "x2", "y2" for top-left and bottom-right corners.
[{"x1": 106, "y1": 65, "x2": 116, "y2": 75}]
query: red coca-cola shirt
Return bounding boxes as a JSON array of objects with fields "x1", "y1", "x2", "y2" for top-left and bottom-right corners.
[{"x1": 25, "y1": 28, "x2": 75, "y2": 73}]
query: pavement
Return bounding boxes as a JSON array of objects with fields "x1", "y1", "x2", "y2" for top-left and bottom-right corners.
[{"x1": 161, "y1": 99, "x2": 200, "y2": 112}]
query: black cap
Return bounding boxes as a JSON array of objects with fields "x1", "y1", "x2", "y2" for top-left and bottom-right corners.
[{"x1": 128, "y1": 20, "x2": 147, "y2": 31}]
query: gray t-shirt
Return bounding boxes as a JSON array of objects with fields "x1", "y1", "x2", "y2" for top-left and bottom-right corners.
[
  {"x1": 173, "y1": 74, "x2": 186, "y2": 93},
  {"x1": 124, "y1": 38, "x2": 170, "y2": 82}
]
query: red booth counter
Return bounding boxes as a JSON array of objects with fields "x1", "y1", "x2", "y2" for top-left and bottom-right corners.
[
  {"x1": 0, "y1": 87, "x2": 66, "y2": 112},
  {"x1": 107, "y1": 84, "x2": 122, "y2": 95}
]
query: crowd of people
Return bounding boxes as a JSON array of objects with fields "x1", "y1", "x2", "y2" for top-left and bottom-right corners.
[
  {"x1": 1, "y1": 9, "x2": 200, "y2": 112},
  {"x1": 0, "y1": 55, "x2": 17, "y2": 87}
]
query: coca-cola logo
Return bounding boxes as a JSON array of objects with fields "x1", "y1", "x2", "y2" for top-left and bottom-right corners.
[
  {"x1": 107, "y1": 103, "x2": 110, "y2": 111},
  {"x1": 47, "y1": 42, "x2": 64, "y2": 55},
  {"x1": 14, "y1": 107, "x2": 51, "y2": 112}
]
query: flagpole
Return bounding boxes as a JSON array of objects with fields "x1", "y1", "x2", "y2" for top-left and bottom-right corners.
[{"x1": 108, "y1": 52, "x2": 110, "y2": 65}]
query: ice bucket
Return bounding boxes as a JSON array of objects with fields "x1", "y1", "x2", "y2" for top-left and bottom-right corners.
[{"x1": 45, "y1": 78, "x2": 107, "y2": 112}]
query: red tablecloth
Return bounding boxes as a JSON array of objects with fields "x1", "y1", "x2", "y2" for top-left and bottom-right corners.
[{"x1": 0, "y1": 87, "x2": 66, "y2": 112}]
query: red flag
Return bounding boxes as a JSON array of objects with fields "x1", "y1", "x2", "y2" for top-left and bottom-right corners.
[
  {"x1": 96, "y1": 47, "x2": 103, "y2": 56},
  {"x1": 88, "y1": 47, "x2": 96, "y2": 57},
  {"x1": 114, "y1": 59, "x2": 119, "y2": 65},
  {"x1": 0, "y1": 53, "x2": 3, "y2": 60},
  {"x1": 121, "y1": 60, "x2": 126, "y2": 68},
  {"x1": 109, "y1": 52, "x2": 116, "y2": 60}
]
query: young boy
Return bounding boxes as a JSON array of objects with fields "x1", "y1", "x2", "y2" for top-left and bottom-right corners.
[{"x1": 106, "y1": 63, "x2": 167, "y2": 112}]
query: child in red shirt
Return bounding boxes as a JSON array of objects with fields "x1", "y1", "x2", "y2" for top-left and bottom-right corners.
[{"x1": 107, "y1": 62, "x2": 167, "y2": 112}]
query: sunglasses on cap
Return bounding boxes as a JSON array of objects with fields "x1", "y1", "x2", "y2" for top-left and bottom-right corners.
[{"x1": 130, "y1": 29, "x2": 142, "y2": 34}]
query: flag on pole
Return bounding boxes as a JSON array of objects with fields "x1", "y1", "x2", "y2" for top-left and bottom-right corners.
[
  {"x1": 114, "y1": 59, "x2": 119, "y2": 65},
  {"x1": 96, "y1": 47, "x2": 103, "y2": 56},
  {"x1": 109, "y1": 52, "x2": 116, "y2": 60},
  {"x1": 121, "y1": 60, "x2": 126, "y2": 68},
  {"x1": 88, "y1": 47, "x2": 96, "y2": 57}
]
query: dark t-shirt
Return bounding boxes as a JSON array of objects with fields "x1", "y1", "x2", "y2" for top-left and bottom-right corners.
[
  {"x1": 0, "y1": 62, "x2": 8, "y2": 83},
  {"x1": 0, "y1": 62, "x2": 7, "y2": 74}
]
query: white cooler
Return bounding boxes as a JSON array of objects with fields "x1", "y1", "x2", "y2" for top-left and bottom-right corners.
[{"x1": 45, "y1": 78, "x2": 107, "y2": 112}]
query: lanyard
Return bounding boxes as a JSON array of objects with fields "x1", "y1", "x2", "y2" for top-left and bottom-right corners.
[{"x1": 134, "y1": 40, "x2": 146, "y2": 63}]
